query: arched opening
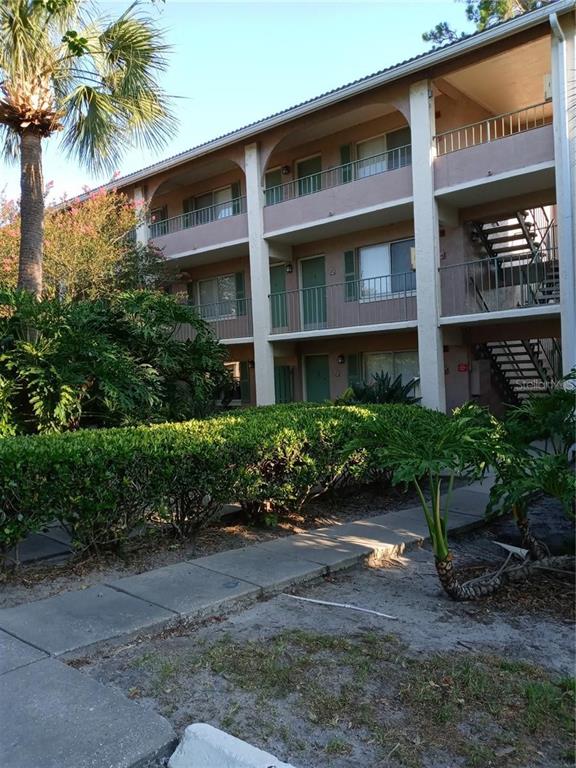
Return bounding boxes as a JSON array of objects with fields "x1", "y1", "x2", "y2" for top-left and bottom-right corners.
[
  {"x1": 262, "y1": 99, "x2": 411, "y2": 204},
  {"x1": 147, "y1": 156, "x2": 246, "y2": 238}
]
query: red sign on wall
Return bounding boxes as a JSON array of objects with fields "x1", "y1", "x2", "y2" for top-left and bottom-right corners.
[{"x1": 457, "y1": 363, "x2": 469, "y2": 373}]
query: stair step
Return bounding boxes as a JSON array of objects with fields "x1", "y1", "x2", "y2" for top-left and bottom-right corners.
[
  {"x1": 484, "y1": 233, "x2": 534, "y2": 244},
  {"x1": 482, "y1": 223, "x2": 534, "y2": 234},
  {"x1": 491, "y1": 244, "x2": 535, "y2": 255}
]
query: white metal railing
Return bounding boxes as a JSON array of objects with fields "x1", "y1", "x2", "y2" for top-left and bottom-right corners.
[
  {"x1": 149, "y1": 197, "x2": 247, "y2": 238},
  {"x1": 269, "y1": 273, "x2": 416, "y2": 333},
  {"x1": 264, "y1": 145, "x2": 412, "y2": 206},
  {"x1": 439, "y1": 249, "x2": 560, "y2": 317},
  {"x1": 435, "y1": 102, "x2": 553, "y2": 156}
]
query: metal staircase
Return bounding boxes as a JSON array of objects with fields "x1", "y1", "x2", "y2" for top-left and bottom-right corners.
[
  {"x1": 471, "y1": 208, "x2": 560, "y2": 307},
  {"x1": 470, "y1": 208, "x2": 561, "y2": 404},
  {"x1": 475, "y1": 338, "x2": 562, "y2": 404}
]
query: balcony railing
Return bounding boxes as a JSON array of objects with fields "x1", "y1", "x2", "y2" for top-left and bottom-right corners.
[
  {"x1": 269, "y1": 273, "x2": 416, "y2": 334},
  {"x1": 264, "y1": 146, "x2": 412, "y2": 206},
  {"x1": 149, "y1": 197, "x2": 247, "y2": 238},
  {"x1": 173, "y1": 298, "x2": 253, "y2": 341},
  {"x1": 440, "y1": 250, "x2": 559, "y2": 317},
  {"x1": 198, "y1": 298, "x2": 253, "y2": 339},
  {"x1": 435, "y1": 102, "x2": 552, "y2": 156}
]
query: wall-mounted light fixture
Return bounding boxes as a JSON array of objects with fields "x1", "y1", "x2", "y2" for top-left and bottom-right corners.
[
  {"x1": 337, "y1": 354, "x2": 345, "y2": 365},
  {"x1": 285, "y1": 263, "x2": 293, "y2": 274},
  {"x1": 281, "y1": 165, "x2": 291, "y2": 176}
]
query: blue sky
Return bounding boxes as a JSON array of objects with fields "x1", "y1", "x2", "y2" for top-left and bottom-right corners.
[{"x1": 1, "y1": 1, "x2": 475, "y2": 202}]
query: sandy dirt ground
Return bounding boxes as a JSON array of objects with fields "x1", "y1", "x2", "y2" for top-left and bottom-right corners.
[{"x1": 72, "y1": 503, "x2": 575, "y2": 768}]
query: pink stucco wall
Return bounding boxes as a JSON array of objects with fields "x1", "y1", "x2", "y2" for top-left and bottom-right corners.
[
  {"x1": 263, "y1": 165, "x2": 413, "y2": 234},
  {"x1": 434, "y1": 124, "x2": 554, "y2": 190},
  {"x1": 152, "y1": 214, "x2": 248, "y2": 258}
]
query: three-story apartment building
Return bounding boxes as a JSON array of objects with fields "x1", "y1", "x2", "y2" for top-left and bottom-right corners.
[{"x1": 114, "y1": 2, "x2": 575, "y2": 413}]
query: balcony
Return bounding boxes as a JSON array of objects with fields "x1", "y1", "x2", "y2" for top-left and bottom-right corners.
[
  {"x1": 174, "y1": 298, "x2": 253, "y2": 343},
  {"x1": 439, "y1": 250, "x2": 559, "y2": 319},
  {"x1": 269, "y1": 273, "x2": 417, "y2": 338},
  {"x1": 434, "y1": 103, "x2": 554, "y2": 200},
  {"x1": 263, "y1": 147, "x2": 413, "y2": 239},
  {"x1": 148, "y1": 197, "x2": 248, "y2": 259}
]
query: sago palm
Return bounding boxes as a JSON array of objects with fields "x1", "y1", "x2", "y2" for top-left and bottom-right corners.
[{"x1": 0, "y1": 0, "x2": 173, "y2": 297}]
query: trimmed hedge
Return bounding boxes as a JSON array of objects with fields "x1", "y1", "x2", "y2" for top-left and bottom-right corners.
[{"x1": 0, "y1": 402, "x2": 442, "y2": 555}]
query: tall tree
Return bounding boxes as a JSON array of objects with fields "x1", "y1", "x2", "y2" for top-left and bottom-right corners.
[
  {"x1": 0, "y1": 0, "x2": 173, "y2": 297},
  {"x1": 0, "y1": 188, "x2": 166, "y2": 297},
  {"x1": 423, "y1": 1, "x2": 551, "y2": 46}
]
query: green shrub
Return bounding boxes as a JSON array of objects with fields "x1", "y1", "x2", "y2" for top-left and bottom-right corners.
[
  {"x1": 219, "y1": 404, "x2": 376, "y2": 523},
  {"x1": 0, "y1": 287, "x2": 230, "y2": 435},
  {"x1": 336, "y1": 371, "x2": 421, "y2": 405},
  {"x1": 0, "y1": 402, "x2": 446, "y2": 557}
]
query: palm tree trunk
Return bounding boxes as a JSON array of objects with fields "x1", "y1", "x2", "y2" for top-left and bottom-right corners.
[
  {"x1": 435, "y1": 554, "x2": 503, "y2": 600},
  {"x1": 18, "y1": 130, "x2": 44, "y2": 298}
]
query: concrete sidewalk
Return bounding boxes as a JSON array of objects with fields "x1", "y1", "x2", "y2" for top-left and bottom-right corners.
[{"x1": 0, "y1": 484, "x2": 490, "y2": 768}]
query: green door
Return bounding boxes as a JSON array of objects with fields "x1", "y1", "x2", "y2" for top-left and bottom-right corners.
[
  {"x1": 305, "y1": 355, "x2": 330, "y2": 402},
  {"x1": 301, "y1": 256, "x2": 326, "y2": 329},
  {"x1": 270, "y1": 265, "x2": 288, "y2": 329},
  {"x1": 297, "y1": 156, "x2": 322, "y2": 196},
  {"x1": 274, "y1": 365, "x2": 294, "y2": 403}
]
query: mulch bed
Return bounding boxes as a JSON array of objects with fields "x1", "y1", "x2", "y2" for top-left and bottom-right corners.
[{"x1": 457, "y1": 562, "x2": 575, "y2": 623}]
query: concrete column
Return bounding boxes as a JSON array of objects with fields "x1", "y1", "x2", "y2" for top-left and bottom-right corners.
[
  {"x1": 410, "y1": 80, "x2": 446, "y2": 411},
  {"x1": 550, "y1": 13, "x2": 576, "y2": 378},
  {"x1": 133, "y1": 186, "x2": 148, "y2": 246},
  {"x1": 244, "y1": 142, "x2": 276, "y2": 405}
]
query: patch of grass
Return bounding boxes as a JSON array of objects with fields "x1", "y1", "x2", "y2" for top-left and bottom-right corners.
[
  {"x1": 130, "y1": 651, "x2": 181, "y2": 697},
  {"x1": 325, "y1": 737, "x2": 352, "y2": 756},
  {"x1": 401, "y1": 653, "x2": 575, "y2": 765},
  {"x1": 192, "y1": 631, "x2": 575, "y2": 768}
]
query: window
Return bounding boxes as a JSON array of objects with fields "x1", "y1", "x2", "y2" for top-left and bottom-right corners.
[
  {"x1": 182, "y1": 183, "x2": 240, "y2": 227},
  {"x1": 198, "y1": 274, "x2": 237, "y2": 319},
  {"x1": 357, "y1": 136, "x2": 386, "y2": 178},
  {"x1": 356, "y1": 127, "x2": 411, "y2": 178},
  {"x1": 385, "y1": 127, "x2": 412, "y2": 170},
  {"x1": 364, "y1": 350, "x2": 420, "y2": 393},
  {"x1": 357, "y1": 238, "x2": 416, "y2": 300}
]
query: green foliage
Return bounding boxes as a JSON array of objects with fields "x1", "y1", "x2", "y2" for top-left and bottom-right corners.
[
  {"x1": 423, "y1": 1, "x2": 549, "y2": 46},
  {"x1": 0, "y1": 0, "x2": 174, "y2": 173},
  {"x1": 336, "y1": 371, "x2": 421, "y2": 405},
  {"x1": 488, "y1": 373, "x2": 576, "y2": 520},
  {"x1": 0, "y1": 403, "x2": 424, "y2": 554},
  {"x1": 504, "y1": 375, "x2": 576, "y2": 456},
  {"x1": 350, "y1": 403, "x2": 496, "y2": 560},
  {"x1": 0, "y1": 288, "x2": 229, "y2": 434}
]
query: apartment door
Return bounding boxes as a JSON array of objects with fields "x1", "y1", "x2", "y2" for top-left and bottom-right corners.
[
  {"x1": 304, "y1": 355, "x2": 330, "y2": 402},
  {"x1": 297, "y1": 156, "x2": 322, "y2": 196},
  {"x1": 300, "y1": 256, "x2": 326, "y2": 329},
  {"x1": 270, "y1": 265, "x2": 288, "y2": 329}
]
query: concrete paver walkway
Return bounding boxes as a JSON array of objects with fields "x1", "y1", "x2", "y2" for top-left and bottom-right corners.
[{"x1": 0, "y1": 483, "x2": 491, "y2": 768}]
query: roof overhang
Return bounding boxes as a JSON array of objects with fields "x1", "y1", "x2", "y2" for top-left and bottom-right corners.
[{"x1": 89, "y1": 0, "x2": 576, "y2": 196}]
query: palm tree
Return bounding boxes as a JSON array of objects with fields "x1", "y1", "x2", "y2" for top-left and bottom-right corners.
[{"x1": 0, "y1": 0, "x2": 173, "y2": 297}]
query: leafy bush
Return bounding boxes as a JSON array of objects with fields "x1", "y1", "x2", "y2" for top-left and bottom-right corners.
[
  {"x1": 0, "y1": 288, "x2": 230, "y2": 435},
  {"x1": 336, "y1": 371, "x2": 421, "y2": 405},
  {"x1": 221, "y1": 404, "x2": 377, "y2": 524},
  {"x1": 0, "y1": 403, "x2": 427, "y2": 555}
]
